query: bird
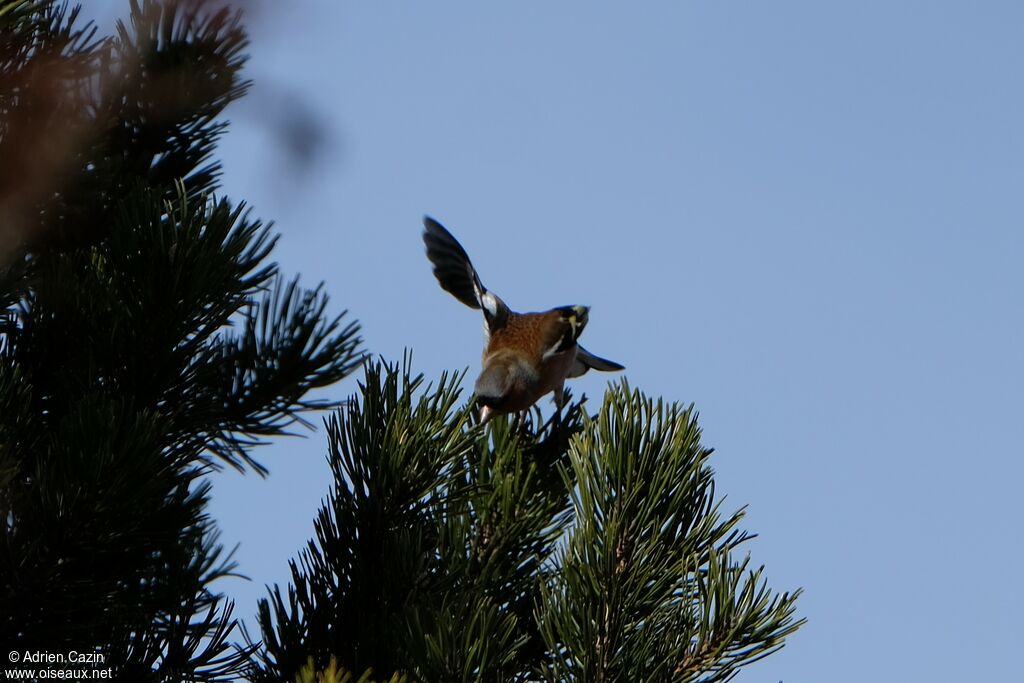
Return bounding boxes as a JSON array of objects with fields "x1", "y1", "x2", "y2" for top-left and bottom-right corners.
[{"x1": 422, "y1": 215, "x2": 624, "y2": 423}]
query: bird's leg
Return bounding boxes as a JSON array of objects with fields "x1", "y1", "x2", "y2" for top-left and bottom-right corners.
[
  {"x1": 551, "y1": 383, "x2": 567, "y2": 425},
  {"x1": 509, "y1": 410, "x2": 530, "y2": 439},
  {"x1": 553, "y1": 384, "x2": 566, "y2": 410}
]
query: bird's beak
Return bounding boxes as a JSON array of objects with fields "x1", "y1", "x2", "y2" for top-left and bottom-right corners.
[{"x1": 479, "y1": 405, "x2": 494, "y2": 424}]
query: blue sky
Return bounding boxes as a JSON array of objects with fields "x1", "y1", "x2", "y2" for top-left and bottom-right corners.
[{"x1": 88, "y1": 2, "x2": 1024, "y2": 680}]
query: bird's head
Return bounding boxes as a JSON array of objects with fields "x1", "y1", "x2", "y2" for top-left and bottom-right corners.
[
  {"x1": 474, "y1": 363, "x2": 511, "y2": 424},
  {"x1": 473, "y1": 352, "x2": 540, "y2": 423}
]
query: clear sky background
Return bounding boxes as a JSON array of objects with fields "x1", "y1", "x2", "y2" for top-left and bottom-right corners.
[{"x1": 86, "y1": 2, "x2": 1023, "y2": 681}]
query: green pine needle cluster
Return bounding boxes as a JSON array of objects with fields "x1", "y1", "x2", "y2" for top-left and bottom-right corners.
[
  {"x1": 250, "y1": 360, "x2": 803, "y2": 682},
  {"x1": 540, "y1": 386, "x2": 802, "y2": 681},
  {"x1": 294, "y1": 656, "x2": 409, "y2": 683}
]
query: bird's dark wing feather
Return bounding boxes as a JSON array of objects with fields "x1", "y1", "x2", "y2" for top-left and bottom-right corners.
[
  {"x1": 423, "y1": 216, "x2": 509, "y2": 330},
  {"x1": 568, "y1": 345, "x2": 624, "y2": 378},
  {"x1": 423, "y1": 216, "x2": 483, "y2": 309}
]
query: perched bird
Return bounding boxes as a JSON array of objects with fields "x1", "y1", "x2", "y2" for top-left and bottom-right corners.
[{"x1": 422, "y1": 216, "x2": 624, "y2": 423}]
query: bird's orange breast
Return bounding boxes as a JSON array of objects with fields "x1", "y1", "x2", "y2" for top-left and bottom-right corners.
[
  {"x1": 482, "y1": 310, "x2": 578, "y2": 403},
  {"x1": 482, "y1": 311, "x2": 560, "y2": 363}
]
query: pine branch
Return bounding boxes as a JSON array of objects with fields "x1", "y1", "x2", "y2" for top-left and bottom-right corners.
[
  {"x1": 249, "y1": 357, "x2": 474, "y2": 682},
  {"x1": 0, "y1": 0, "x2": 252, "y2": 264},
  {"x1": 537, "y1": 381, "x2": 804, "y2": 682},
  {"x1": 250, "y1": 363, "x2": 804, "y2": 683},
  {"x1": 0, "y1": 3, "x2": 364, "y2": 680}
]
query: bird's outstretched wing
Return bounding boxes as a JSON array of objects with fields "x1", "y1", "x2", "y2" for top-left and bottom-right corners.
[
  {"x1": 423, "y1": 216, "x2": 509, "y2": 330},
  {"x1": 568, "y1": 345, "x2": 625, "y2": 378}
]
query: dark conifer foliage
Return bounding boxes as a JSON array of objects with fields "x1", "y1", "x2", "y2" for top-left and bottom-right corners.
[
  {"x1": 0, "y1": 1, "x2": 362, "y2": 680},
  {"x1": 250, "y1": 361, "x2": 803, "y2": 683}
]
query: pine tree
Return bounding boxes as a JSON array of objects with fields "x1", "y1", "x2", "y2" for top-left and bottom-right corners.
[
  {"x1": 249, "y1": 359, "x2": 804, "y2": 683},
  {"x1": 0, "y1": 2, "x2": 362, "y2": 680}
]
